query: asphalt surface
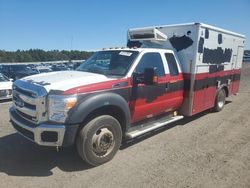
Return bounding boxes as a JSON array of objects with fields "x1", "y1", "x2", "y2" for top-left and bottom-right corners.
[{"x1": 0, "y1": 63, "x2": 250, "y2": 188}]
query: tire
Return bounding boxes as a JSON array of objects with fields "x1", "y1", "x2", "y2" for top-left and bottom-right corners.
[
  {"x1": 214, "y1": 89, "x2": 226, "y2": 112},
  {"x1": 76, "y1": 115, "x2": 122, "y2": 166}
]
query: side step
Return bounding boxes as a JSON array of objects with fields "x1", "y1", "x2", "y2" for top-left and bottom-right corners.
[{"x1": 125, "y1": 115, "x2": 183, "y2": 139}]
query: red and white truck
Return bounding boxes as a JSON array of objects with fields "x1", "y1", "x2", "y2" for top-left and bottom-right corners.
[{"x1": 9, "y1": 23, "x2": 245, "y2": 166}]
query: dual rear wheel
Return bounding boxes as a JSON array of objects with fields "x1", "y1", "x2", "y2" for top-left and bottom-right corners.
[{"x1": 214, "y1": 88, "x2": 226, "y2": 112}]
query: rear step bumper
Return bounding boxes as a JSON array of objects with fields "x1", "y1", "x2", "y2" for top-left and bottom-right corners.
[{"x1": 126, "y1": 115, "x2": 183, "y2": 139}]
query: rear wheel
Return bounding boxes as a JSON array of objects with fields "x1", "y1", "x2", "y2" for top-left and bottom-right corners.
[
  {"x1": 214, "y1": 89, "x2": 226, "y2": 112},
  {"x1": 76, "y1": 115, "x2": 122, "y2": 166}
]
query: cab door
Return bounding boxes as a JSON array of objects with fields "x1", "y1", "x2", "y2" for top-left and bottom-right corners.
[
  {"x1": 232, "y1": 46, "x2": 244, "y2": 94},
  {"x1": 164, "y1": 53, "x2": 184, "y2": 111},
  {"x1": 129, "y1": 52, "x2": 167, "y2": 122}
]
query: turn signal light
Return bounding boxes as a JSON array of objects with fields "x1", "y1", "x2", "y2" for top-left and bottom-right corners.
[
  {"x1": 153, "y1": 76, "x2": 158, "y2": 83},
  {"x1": 65, "y1": 98, "x2": 77, "y2": 110}
]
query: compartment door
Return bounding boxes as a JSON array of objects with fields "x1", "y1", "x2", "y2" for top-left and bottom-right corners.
[{"x1": 232, "y1": 46, "x2": 243, "y2": 94}]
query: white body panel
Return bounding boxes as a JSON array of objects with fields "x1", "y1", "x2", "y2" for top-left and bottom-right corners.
[
  {"x1": 128, "y1": 23, "x2": 245, "y2": 74},
  {"x1": 22, "y1": 71, "x2": 114, "y2": 93},
  {"x1": 0, "y1": 81, "x2": 12, "y2": 100}
]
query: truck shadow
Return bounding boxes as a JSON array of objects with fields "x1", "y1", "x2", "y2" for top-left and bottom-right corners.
[
  {"x1": 121, "y1": 111, "x2": 209, "y2": 149},
  {"x1": 121, "y1": 100, "x2": 232, "y2": 149},
  {"x1": 0, "y1": 133, "x2": 92, "y2": 177},
  {"x1": 0, "y1": 100, "x2": 232, "y2": 177}
]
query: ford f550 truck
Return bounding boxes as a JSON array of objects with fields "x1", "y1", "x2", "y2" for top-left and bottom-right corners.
[{"x1": 9, "y1": 23, "x2": 245, "y2": 166}]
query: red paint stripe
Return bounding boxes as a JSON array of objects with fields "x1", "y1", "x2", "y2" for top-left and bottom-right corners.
[
  {"x1": 63, "y1": 74, "x2": 184, "y2": 95},
  {"x1": 63, "y1": 79, "x2": 130, "y2": 95},
  {"x1": 191, "y1": 79, "x2": 240, "y2": 115},
  {"x1": 194, "y1": 69, "x2": 240, "y2": 80},
  {"x1": 63, "y1": 69, "x2": 240, "y2": 95}
]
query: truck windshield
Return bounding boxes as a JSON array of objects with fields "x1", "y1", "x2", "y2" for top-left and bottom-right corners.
[{"x1": 77, "y1": 50, "x2": 139, "y2": 76}]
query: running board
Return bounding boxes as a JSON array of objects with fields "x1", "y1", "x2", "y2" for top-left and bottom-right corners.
[{"x1": 125, "y1": 115, "x2": 183, "y2": 139}]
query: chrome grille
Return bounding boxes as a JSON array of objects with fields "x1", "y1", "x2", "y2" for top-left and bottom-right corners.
[
  {"x1": 0, "y1": 90, "x2": 8, "y2": 97},
  {"x1": 12, "y1": 80, "x2": 48, "y2": 125}
]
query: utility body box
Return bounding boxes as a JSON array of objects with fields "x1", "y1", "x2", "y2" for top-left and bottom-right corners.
[{"x1": 127, "y1": 23, "x2": 245, "y2": 115}]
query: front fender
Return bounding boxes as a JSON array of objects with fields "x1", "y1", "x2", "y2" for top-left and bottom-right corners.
[{"x1": 65, "y1": 92, "x2": 131, "y2": 131}]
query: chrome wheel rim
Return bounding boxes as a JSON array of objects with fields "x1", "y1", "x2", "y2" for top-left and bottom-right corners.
[
  {"x1": 92, "y1": 127, "x2": 115, "y2": 157},
  {"x1": 218, "y1": 92, "x2": 225, "y2": 108}
]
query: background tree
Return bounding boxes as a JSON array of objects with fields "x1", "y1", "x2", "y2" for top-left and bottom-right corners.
[{"x1": 0, "y1": 49, "x2": 94, "y2": 63}]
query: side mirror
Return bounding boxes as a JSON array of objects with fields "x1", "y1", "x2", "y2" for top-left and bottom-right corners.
[{"x1": 132, "y1": 67, "x2": 157, "y2": 85}]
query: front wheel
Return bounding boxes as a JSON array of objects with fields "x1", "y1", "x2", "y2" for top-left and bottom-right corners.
[
  {"x1": 76, "y1": 115, "x2": 122, "y2": 166},
  {"x1": 213, "y1": 89, "x2": 226, "y2": 112}
]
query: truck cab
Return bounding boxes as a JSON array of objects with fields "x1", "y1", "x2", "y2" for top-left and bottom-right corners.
[
  {"x1": 125, "y1": 48, "x2": 184, "y2": 122},
  {"x1": 9, "y1": 47, "x2": 184, "y2": 165}
]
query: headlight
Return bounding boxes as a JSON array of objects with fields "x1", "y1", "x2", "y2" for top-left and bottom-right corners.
[{"x1": 48, "y1": 95, "x2": 77, "y2": 123}]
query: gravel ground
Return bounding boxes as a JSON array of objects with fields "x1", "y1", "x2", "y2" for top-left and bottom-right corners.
[{"x1": 0, "y1": 63, "x2": 250, "y2": 188}]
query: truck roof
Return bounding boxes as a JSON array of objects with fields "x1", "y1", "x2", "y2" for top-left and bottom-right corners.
[
  {"x1": 129, "y1": 22, "x2": 245, "y2": 39},
  {"x1": 103, "y1": 47, "x2": 174, "y2": 53}
]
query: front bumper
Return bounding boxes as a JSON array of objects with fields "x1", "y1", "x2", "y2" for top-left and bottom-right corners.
[
  {"x1": 0, "y1": 89, "x2": 12, "y2": 100},
  {"x1": 9, "y1": 106, "x2": 74, "y2": 147},
  {"x1": 0, "y1": 95, "x2": 12, "y2": 100}
]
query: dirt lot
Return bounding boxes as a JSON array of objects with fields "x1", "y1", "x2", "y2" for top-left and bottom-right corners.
[{"x1": 0, "y1": 63, "x2": 250, "y2": 188}]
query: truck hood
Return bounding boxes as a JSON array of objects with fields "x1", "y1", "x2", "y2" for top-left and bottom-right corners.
[{"x1": 22, "y1": 71, "x2": 114, "y2": 92}]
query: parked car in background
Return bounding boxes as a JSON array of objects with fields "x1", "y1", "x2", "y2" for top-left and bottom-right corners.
[
  {"x1": 243, "y1": 50, "x2": 250, "y2": 62},
  {"x1": 0, "y1": 73, "x2": 13, "y2": 100},
  {"x1": 36, "y1": 66, "x2": 53, "y2": 73},
  {"x1": 51, "y1": 64, "x2": 70, "y2": 71},
  {"x1": 72, "y1": 61, "x2": 83, "y2": 69},
  {"x1": 1, "y1": 64, "x2": 38, "y2": 80}
]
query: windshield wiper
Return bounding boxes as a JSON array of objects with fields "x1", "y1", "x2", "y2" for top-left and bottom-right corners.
[{"x1": 78, "y1": 68, "x2": 109, "y2": 77}]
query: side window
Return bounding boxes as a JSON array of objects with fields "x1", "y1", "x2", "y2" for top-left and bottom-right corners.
[
  {"x1": 135, "y1": 52, "x2": 165, "y2": 76},
  {"x1": 165, "y1": 53, "x2": 179, "y2": 76}
]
